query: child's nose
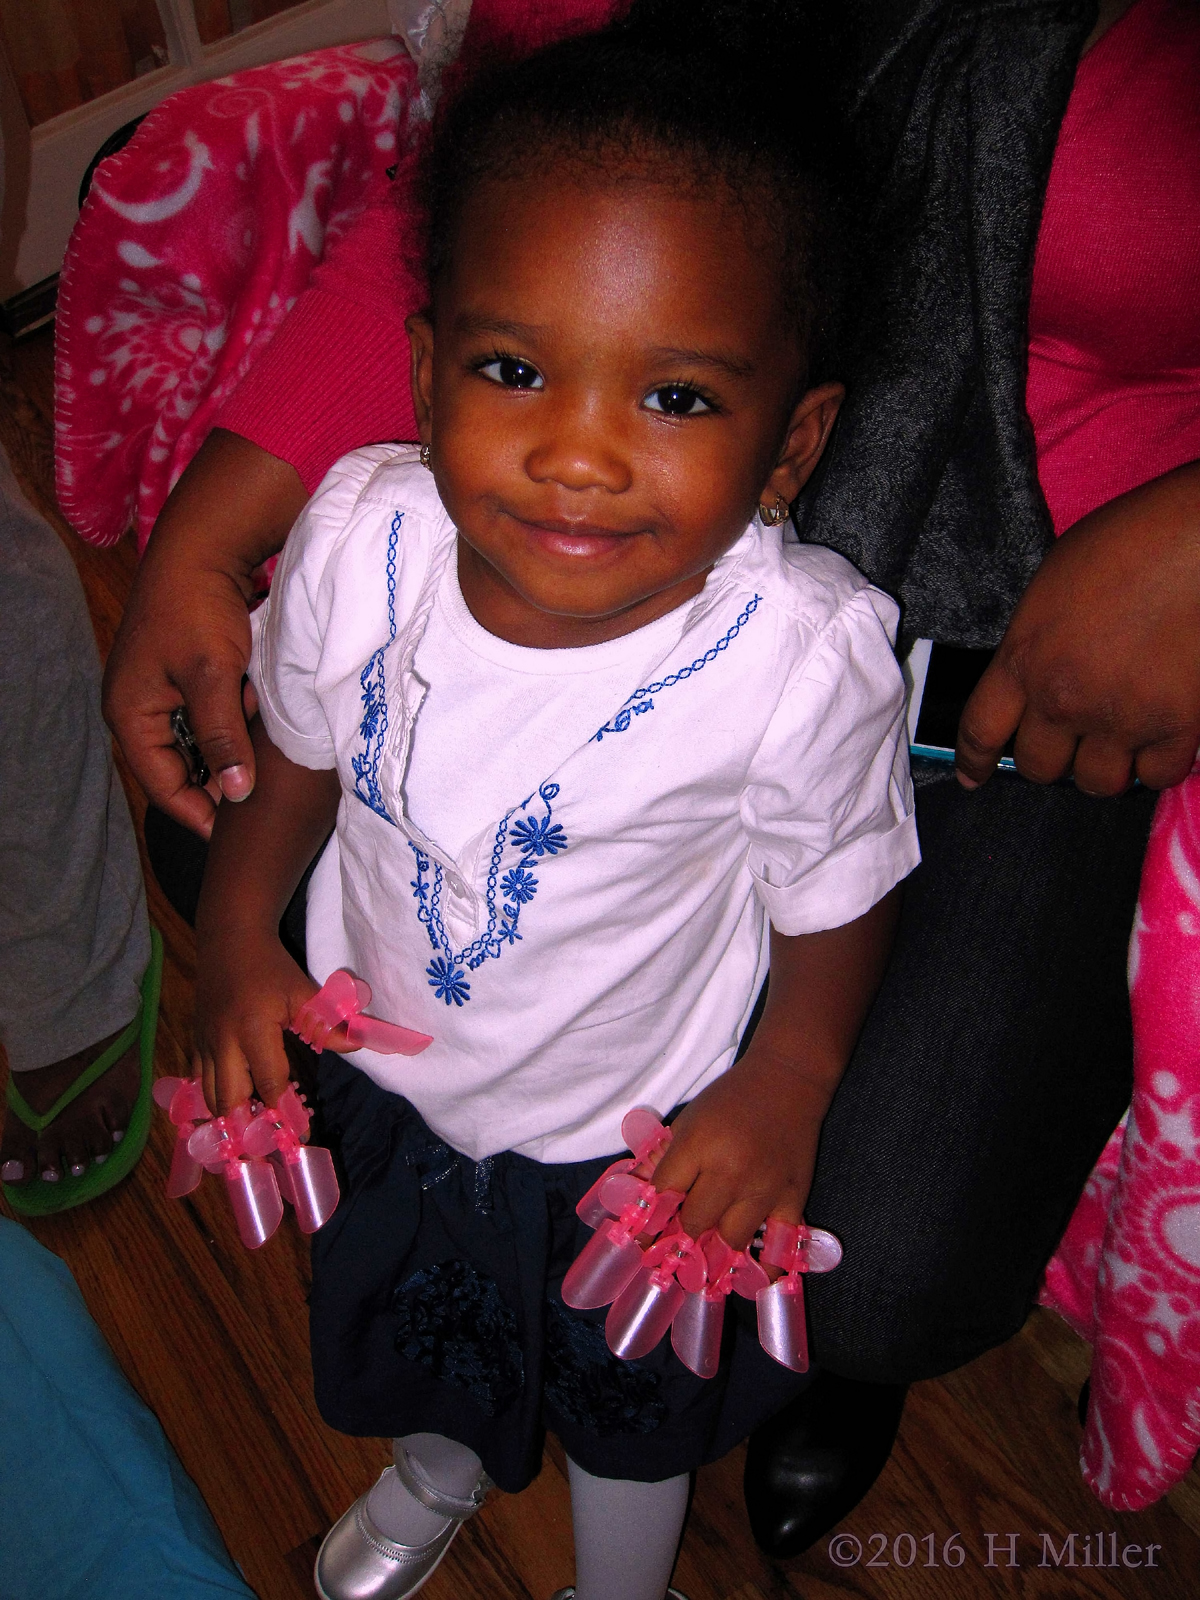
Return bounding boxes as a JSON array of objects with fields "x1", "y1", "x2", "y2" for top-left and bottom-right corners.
[{"x1": 525, "y1": 397, "x2": 632, "y2": 495}]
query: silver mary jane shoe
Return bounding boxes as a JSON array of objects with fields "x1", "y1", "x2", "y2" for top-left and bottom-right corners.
[{"x1": 314, "y1": 1448, "x2": 490, "y2": 1600}]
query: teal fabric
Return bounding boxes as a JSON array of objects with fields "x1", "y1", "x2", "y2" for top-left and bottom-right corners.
[{"x1": 0, "y1": 1218, "x2": 256, "y2": 1599}]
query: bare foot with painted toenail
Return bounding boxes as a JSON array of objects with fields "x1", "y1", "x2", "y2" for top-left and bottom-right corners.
[{"x1": 1, "y1": 1030, "x2": 141, "y2": 1188}]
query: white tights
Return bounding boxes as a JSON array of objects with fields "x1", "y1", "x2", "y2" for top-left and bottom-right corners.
[{"x1": 367, "y1": 1431, "x2": 689, "y2": 1600}]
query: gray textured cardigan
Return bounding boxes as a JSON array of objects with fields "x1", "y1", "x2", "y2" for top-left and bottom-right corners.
[{"x1": 797, "y1": 0, "x2": 1100, "y2": 649}]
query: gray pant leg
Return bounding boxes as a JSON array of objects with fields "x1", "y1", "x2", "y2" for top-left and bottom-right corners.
[{"x1": 0, "y1": 446, "x2": 149, "y2": 1072}]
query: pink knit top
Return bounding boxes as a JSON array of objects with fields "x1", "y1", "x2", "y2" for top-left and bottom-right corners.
[{"x1": 1025, "y1": 0, "x2": 1200, "y2": 536}]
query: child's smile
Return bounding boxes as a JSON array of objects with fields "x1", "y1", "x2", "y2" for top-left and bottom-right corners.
[{"x1": 408, "y1": 165, "x2": 842, "y2": 649}]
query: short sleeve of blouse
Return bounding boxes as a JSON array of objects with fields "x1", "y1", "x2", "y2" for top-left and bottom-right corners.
[
  {"x1": 249, "y1": 446, "x2": 400, "y2": 770},
  {"x1": 742, "y1": 585, "x2": 919, "y2": 935}
]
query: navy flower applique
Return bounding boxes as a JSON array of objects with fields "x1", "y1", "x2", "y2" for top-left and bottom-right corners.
[
  {"x1": 592, "y1": 593, "x2": 761, "y2": 741},
  {"x1": 543, "y1": 1299, "x2": 667, "y2": 1436},
  {"x1": 411, "y1": 782, "x2": 568, "y2": 1004},
  {"x1": 392, "y1": 1260, "x2": 524, "y2": 1417}
]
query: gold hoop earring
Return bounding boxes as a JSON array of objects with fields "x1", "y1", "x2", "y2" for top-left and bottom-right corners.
[
  {"x1": 758, "y1": 497, "x2": 789, "y2": 527},
  {"x1": 419, "y1": 442, "x2": 432, "y2": 469}
]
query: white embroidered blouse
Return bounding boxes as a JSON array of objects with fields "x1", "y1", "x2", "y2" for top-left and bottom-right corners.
[{"x1": 250, "y1": 444, "x2": 919, "y2": 1163}]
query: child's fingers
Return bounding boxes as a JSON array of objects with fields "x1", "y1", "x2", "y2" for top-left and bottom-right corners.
[
  {"x1": 676, "y1": 1166, "x2": 754, "y2": 1244},
  {"x1": 317, "y1": 1020, "x2": 357, "y2": 1055},
  {"x1": 241, "y1": 1014, "x2": 294, "y2": 1107},
  {"x1": 197, "y1": 1052, "x2": 217, "y2": 1118},
  {"x1": 202, "y1": 1035, "x2": 256, "y2": 1116},
  {"x1": 710, "y1": 1190, "x2": 803, "y2": 1254}
]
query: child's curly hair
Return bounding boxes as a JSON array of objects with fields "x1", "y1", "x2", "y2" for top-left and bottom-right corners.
[{"x1": 422, "y1": 0, "x2": 848, "y2": 387}]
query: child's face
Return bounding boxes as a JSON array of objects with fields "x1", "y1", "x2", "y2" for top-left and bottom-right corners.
[{"x1": 409, "y1": 165, "x2": 842, "y2": 647}]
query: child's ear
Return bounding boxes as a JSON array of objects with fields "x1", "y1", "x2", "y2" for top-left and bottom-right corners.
[
  {"x1": 762, "y1": 382, "x2": 844, "y2": 508},
  {"x1": 406, "y1": 313, "x2": 435, "y2": 439}
]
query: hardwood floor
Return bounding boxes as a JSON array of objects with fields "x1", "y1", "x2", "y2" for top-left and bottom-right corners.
[{"x1": 2, "y1": 323, "x2": 1198, "y2": 1599}]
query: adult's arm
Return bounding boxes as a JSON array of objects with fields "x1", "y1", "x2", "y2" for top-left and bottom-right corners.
[
  {"x1": 956, "y1": 460, "x2": 1200, "y2": 794},
  {"x1": 103, "y1": 168, "x2": 424, "y2": 834},
  {"x1": 101, "y1": 430, "x2": 310, "y2": 836}
]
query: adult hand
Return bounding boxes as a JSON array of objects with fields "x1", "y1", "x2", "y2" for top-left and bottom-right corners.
[
  {"x1": 102, "y1": 430, "x2": 308, "y2": 836},
  {"x1": 956, "y1": 461, "x2": 1200, "y2": 794}
]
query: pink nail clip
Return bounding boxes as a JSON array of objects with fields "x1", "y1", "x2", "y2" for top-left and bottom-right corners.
[
  {"x1": 187, "y1": 1101, "x2": 284, "y2": 1250},
  {"x1": 575, "y1": 1107, "x2": 673, "y2": 1229},
  {"x1": 754, "y1": 1219, "x2": 843, "y2": 1372},
  {"x1": 152, "y1": 1076, "x2": 212, "y2": 1199},
  {"x1": 563, "y1": 1109, "x2": 683, "y2": 1311},
  {"x1": 561, "y1": 1176, "x2": 684, "y2": 1309},
  {"x1": 606, "y1": 1218, "x2": 705, "y2": 1360},
  {"x1": 290, "y1": 970, "x2": 434, "y2": 1056},
  {"x1": 241, "y1": 1082, "x2": 340, "y2": 1233},
  {"x1": 671, "y1": 1229, "x2": 769, "y2": 1379}
]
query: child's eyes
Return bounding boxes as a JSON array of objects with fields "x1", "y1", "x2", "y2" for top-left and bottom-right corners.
[
  {"x1": 643, "y1": 384, "x2": 716, "y2": 417},
  {"x1": 476, "y1": 355, "x2": 544, "y2": 390}
]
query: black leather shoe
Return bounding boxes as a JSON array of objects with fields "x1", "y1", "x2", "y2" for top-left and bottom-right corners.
[{"x1": 744, "y1": 1371, "x2": 908, "y2": 1559}]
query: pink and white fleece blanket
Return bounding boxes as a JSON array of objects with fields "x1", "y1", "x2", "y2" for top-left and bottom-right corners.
[
  {"x1": 1040, "y1": 772, "x2": 1200, "y2": 1509},
  {"x1": 52, "y1": 33, "x2": 1200, "y2": 1514},
  {"x1": 54, "y1": 37, "x2": 416, "y2": 551}
]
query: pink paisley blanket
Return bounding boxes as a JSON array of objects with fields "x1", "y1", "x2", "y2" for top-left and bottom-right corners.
[
  {"x1": 55, "y1": 38, "x2": 417, "y2": 551},
  {"x1": 1039, "y1": 772, "x2": 1200, "y2": 1509},
  {"x1": 52, "y1": 33, "x2": 1199, "y2": 1514}
]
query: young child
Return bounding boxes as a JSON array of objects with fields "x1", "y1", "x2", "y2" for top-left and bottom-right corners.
[{"x1": 194, "y1": 4, "x2": 919, "y2": 1597}]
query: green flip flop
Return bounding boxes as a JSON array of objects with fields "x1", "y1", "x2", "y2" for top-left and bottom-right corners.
[{"x1": 2, "y1": 927, "x2": 163, "y2": 1216}]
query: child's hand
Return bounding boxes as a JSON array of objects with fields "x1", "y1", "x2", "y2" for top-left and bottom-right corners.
[
  {"x1": 194, "y1": 931, "x2": 346, "y2": 1115},
  {"x1": 649, "y1": 1048, "x2": 828, "y2": 1250},
  {"x1": 191, "y1": 713, "x2": 345, "y2": 1115},
  {"x1": 649, "y1": 894, "x2": 904, "y2": 1250}
]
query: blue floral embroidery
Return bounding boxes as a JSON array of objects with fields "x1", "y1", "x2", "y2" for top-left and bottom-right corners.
[
  {"x1": 511, "y1": 813, "x2": 568, "y2": 858},
  {"x1": 352, "y1": 510, "x2": 403, "y2": 822},
  {"x1": 411, "y1": 782, "x2": 568, "y2": 1004},
  {"x1": 592, "y1": 594, "x2": 761, "y2": 741},
  {"x1": 427, "y1": 955, "x2": 471, "y2": 1007},
  {"x1": 500, "y1": 865, "x2": 538, "y2": 904}
]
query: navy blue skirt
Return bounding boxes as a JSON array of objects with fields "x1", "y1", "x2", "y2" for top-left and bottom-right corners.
[{"x1": 309, "y1": 1052, "x2": 810, "y2": 1492}]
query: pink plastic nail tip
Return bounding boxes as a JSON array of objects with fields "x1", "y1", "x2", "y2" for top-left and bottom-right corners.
[
  {"x1": 562, "y1": 1223, "x2": 647, "y2": 1310},
  {"x1": 187, "y1": 1103, "x2": 284, "y2": 1248},
  {"x1": 670, "y1": 1230, "x2": 767, "y2": 1378},
  {"x1": 671, "y1": 1290, "x2": 725, "y2": 1379},
  {"x1": 620, "y1": 1107, "x2": 672, "y2": 1172},
  {"x1": 576, "y1": 1157, "x2": 636, "y2": 1227},
  {"x1": 759, "y1": 1218, "x2": 843, "y2": 1276},
  {"x1": 153, "y1": 1077, "x2": 185, "y2": 1114},
  {"x1": 243, "y1": 1084, "x2": 340, "y2": 1233},
  {"x1": 155, "y1": 1077, "x2": 213, "y2": 1199},
  {"x1": 756, "y1": 1275, "x2": 810, "y2": 1372},
  {"x1": 285, "y1": 1145, "x2": 340, "y2": 1233},
  {"x1": 291, "y1": 969, "x2": 360, "y2": 1050},
  {"x1": 606, "y1": 1223, "x2": 703, "y2": 1360},
  {"x1": 166, "y1": 1134, "x2": 205, "y2": 1200},
  {"x1": 224, "y1": 1153, "x2": 285, "y2": 1250},
  {"x1": 607, "y1": 1269, "x2": 687, "y2": 1360},
  {"x1": 290, "y1": 970, "x2": 433, "y2": 1056},
  {"x1": 344, "y1": 1011, "x2": 433, "y2": 1055}
]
